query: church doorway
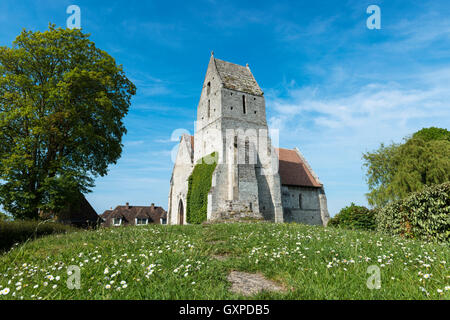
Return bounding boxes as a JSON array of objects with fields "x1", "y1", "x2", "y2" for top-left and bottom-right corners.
[{"x1": 178, "y1": 200, "x2": 184, "y2": 225}]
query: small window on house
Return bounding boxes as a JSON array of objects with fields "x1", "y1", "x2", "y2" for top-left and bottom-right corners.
[
  {"x1": 136, "y1": 218, "x2": 148, "y2": 226},
  {"x1": 113, "y1": 218, "x2": 122, "y2": 226},
  {"x1": 299, "y1": 194, "x2": 303, "y2": 209},
  {"x1": 243, "y1": 95, "x2": 246, "y2": 114},
  {"x1": 207, "y1": 82, "x2": 211, "y2": 96}
]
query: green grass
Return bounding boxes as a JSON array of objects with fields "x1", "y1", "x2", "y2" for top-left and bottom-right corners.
[{"x1": 0, "y1": 222, "x2": 448, "y2": 300}]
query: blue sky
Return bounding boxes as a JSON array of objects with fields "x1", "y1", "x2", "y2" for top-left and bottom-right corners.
[{"x1": 1, "y1": 0, "x2": 449, "y2": 216}]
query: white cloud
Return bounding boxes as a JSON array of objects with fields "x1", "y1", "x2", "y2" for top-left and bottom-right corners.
[
  {"x1": 267, "y1": 66, "x2": 450, "y2": 215},
  {"x1": 269, "y1": 69, "x2": 450, "y2": 136}
]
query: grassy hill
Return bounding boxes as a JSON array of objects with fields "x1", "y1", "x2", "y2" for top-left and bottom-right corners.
[{"x1": 0, "y1": 222, "x2": 448, "y2": 300}]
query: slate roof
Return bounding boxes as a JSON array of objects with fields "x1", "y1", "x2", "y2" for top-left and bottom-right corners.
[
  {"x1": 213, "y1": 58, "x2": 264, "y2": 96},
  {"x1": 276, "y1": 148, "x2": 322, "y2": 188}
]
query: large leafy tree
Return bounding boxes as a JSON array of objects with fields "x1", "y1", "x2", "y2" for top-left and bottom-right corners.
[
  {"x1": 363, "y1": 128, "x2": 450, "y2": 207},
  {"x1": 0, "y1": 25, "x2": 136, "y2": 219}
]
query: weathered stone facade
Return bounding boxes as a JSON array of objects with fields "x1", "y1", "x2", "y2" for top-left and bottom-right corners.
[{"x1": 168, "y1": 54, "x2": 329, "y2": 226}]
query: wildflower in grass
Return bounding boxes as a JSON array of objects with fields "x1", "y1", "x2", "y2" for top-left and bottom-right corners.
[
  {"x1": 105, "y1": 285, "x2": 111, "y2": 289},
  {"x1": 52, "y1": 285, "x2": 57, "y2": 289},
  {"x1": 104, "y1": 268, "x2": 109, "y2": 275}
]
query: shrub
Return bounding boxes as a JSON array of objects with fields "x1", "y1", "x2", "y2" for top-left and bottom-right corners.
[
  {"x1": 186, "y1": 152, "x2": 218, "y2": 224},
  {"x1": 377, "y1": 182, "x2": 450, "y2": 242},
  {"x1": 329, "y1": 203, "x2": 377, "y2": 231},
  {"x1": 0, "y1": 220, "x2": 77, "y2": 252}
]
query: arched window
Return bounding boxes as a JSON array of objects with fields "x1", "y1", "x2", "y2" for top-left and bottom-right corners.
[{"x1": 178, "y1": 200, "x2": 184, "y2": 225}]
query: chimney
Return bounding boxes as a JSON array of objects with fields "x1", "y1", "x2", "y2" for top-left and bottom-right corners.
[{"x1": 126, "y1": 202, "x2": 130, "y2": 209}]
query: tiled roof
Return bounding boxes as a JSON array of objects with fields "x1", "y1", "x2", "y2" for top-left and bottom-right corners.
[
  {"x1": 214, "y1": 58, "x2": 264, "y2": 96},
  {"x1": 276, "y1": 148, "x2": 322, "y2": 188},
  {"x1": 101, "y1": 205, "x2": 167, "y2": 223}
]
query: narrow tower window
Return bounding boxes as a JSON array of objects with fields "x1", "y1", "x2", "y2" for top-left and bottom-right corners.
[
  {"x1": 207, "y1": 100, "x2": 211, "y2": 118},
  {"x1": 207, "y1": 82, "x2": 211, "y2": 96},
  {"x1": 245, "y1": 139, "x2": 250, "y2": 164},
  {"x1": 243, "y1": 95, "x2": 246, "y2": 114},
  {"x1": 299, "y1": 194, "x2": 303, "y2": 209}
]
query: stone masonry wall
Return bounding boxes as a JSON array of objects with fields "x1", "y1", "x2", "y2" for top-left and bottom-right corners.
[{"x1": 281, "y1": 185, "x2": 323, "y2": 225}]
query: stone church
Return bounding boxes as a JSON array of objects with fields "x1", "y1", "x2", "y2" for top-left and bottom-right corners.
[{"x1": 168, "y1": 53, "x2": 330, "y2": 226}]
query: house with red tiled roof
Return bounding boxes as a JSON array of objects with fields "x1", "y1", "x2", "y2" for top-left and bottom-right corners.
[
  {"x1": 168, "y1": 54, "x2": 329, "y2": 226},
  {"x1": 101, "y1": 203, "x2": 167, "y2": 227},
  {"x1": 276, "y1": 148, "x2": 329, "y2": 225}
]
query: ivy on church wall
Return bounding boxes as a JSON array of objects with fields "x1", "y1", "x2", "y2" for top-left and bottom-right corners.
[{"x1": 186, "y1": 153, "x2": 218, "y2": 224}]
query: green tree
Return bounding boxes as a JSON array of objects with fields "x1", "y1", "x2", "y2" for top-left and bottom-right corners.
[
  {"x1": 328, "y1": 203, "x2": 377, "y2": 231},
  {"x1": 363, "y1": 128, "x2": 450, "y2": 207},
  {"x1": 0, "y1": 211, "x2": 12, "y2": 222},
  {"x1": 0, "y1": 25, "x2": 136, "y2": 220},
  {"x1": 413, "y1": 127, "x2": 450, "y2": 142}
]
